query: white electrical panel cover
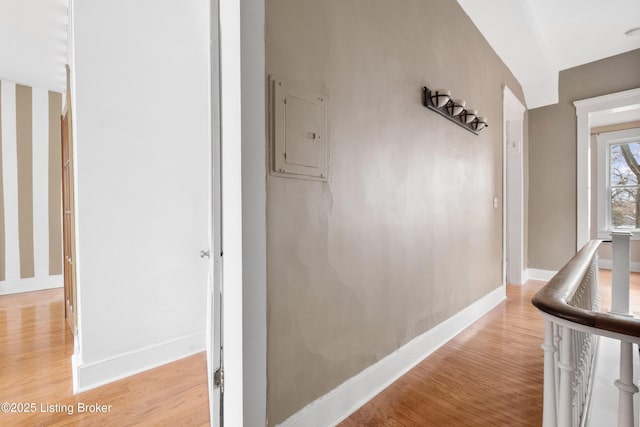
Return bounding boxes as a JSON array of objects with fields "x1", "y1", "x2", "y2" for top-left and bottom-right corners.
[{"x1": 271, "y1": 77, "x2": 328, "y2": 181}]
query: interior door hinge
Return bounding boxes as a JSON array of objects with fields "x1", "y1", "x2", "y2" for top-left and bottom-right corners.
[{"x1": 214, "y1": 367, "x2": 224, "y2": 390}]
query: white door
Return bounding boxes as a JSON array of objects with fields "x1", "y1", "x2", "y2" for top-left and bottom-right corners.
[
  {"x1": 208, "y1": 0, "x2": 223, "y2": 424},
  {"x1": 208, "y1": 142, "x2": 223, "y2": 426},
  {"x1": 207, "y1": 88, "x2": 223, "y2": 427}
]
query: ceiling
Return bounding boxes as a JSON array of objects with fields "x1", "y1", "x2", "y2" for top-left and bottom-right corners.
[
  {"x1": 0, "y1": 0, "x2": 68, "y2": 93},
  {"x1": 457, "y1": 0, "x2": 640, "y2": 109},
  {"x1": 0, "y1": 1, "x2": 638, "y2": 102}
]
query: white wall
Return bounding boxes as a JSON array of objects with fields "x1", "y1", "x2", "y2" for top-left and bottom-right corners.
[{"x1": 71, "y1": 0, "x2": 211, "y2": 391}]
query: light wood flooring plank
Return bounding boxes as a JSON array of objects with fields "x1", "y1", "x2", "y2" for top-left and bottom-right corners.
[
  {"x1": 0, "y1": 288, "x2": 209, "y2": 426},
  {"x1": 4, "y1": 270, "x2": 636, "y2": 426},
  {"x1": 341, "y1": 272, "x2": 640, "y2": 426},
  {"x1": 340, "y1": 281, "x2": 546, "y2": 426}
]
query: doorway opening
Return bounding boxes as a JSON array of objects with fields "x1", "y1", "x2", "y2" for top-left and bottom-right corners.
[
  {"x1": 0, "y1": 83, "x2": 65, "y2": 296},
  {"x1": 503, "y1": 86, "x2": 526, "y2": 285}
]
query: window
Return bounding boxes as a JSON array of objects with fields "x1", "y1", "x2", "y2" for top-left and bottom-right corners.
[{"x1": 597, "y1": 128, "x2": 640, "y2": 237}]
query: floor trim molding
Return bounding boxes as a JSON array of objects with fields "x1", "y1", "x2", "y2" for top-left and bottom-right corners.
[
  {"x1": 0, "y1": 275, "x2": 63, "y2": 295},
  {"x1": 597, "y1": 259, "x2": 640, "y2": 273},
  {"x1": 72, "y1": 332, "x2": 205, "y2": 394},
  {"x1": 526, "y1": 268, "x2": 557, "y2": 282},
  {"x1": 278, "y1": 286, "x2": 506, "y2": 426}
]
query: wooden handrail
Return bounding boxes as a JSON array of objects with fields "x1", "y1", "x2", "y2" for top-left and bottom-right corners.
[{"x1": 532, "y1": 239, "x2": 640, "y2": 338}]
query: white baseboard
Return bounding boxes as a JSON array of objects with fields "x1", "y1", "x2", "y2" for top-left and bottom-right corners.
[
  {"x1": 278, "y1": 286, "x2": 506, "y2": 427},
  {"x1": 526, "y1": 268, "x2": 558, "y2": 282},
  {"x1": 0, "y1": 275, "x2": 63, "y2": 295},
  {"x1": 508, "y1": 269, "x2": 529, "y2": 285},
  {"x1": 597, "y1": 259, "x2": 640, "y2": 272},
  {"x1": 72, "y1": 331, "x2": 206, "y2": 393}
]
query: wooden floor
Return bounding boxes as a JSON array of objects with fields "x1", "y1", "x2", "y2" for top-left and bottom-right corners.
[
  {"x1": 599, "y1": 269, "x2": 640, "y2": 315},
  {"x1": 0, "y1": 288, "x2": 209, "y2": 426},
  {"x1": 2, "y1": 272, "x2": 636, "y2": 426},
  {"x1": 341, "y1": 281, "x2": 547, "y2": 426},
  {"x1": 341, "y1": 271, "x2": 640, "y2": 426}
]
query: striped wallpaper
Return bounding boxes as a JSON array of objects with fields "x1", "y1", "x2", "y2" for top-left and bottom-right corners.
[{"x1": 0, "y1": 80, "x2": 63, "y2": 295}]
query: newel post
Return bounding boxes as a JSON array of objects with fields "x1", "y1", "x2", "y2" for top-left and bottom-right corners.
[{"x1": 611, "y1": 231, "x2": 632, "y2": 315}]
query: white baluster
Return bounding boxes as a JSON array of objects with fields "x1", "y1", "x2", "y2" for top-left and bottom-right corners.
[
  {"x1": 610, "y1": 231, "x2": 637, "y2": 426},
  {"x1": 558, "y1": 326, "x2": 574, "y2": 427},
  {"x1": 554, "y1": 323, "x2": 561, "y2": 399},
  {"x1": 614, "y1": 341, "x2": 638, "y2": 427},
  {"x1": 542, "y1": 319, "x2": 558, "y2": 427}
]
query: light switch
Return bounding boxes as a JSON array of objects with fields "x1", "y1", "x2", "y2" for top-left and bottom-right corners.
[{"x1": 271, "y1": 77, "x2": 328, "y2": 181}]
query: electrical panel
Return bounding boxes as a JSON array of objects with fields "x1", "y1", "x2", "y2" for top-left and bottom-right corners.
[{"x1": 270, "y1": 77, "x2": 328, "y2": 181}]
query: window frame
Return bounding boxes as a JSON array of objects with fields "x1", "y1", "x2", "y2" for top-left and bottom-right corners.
[{"x1": 596, "y1": 128, "x2": 640, "y2": 239}]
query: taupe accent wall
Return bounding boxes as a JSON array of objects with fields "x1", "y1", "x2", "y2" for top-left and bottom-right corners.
[
  {"x1": 266, "y1": 0, "x2": 526, "y2": 424},
  {"x1": 524, "y1": 116, "x2": 530, "y2": 278},
  {"x1": 529, "y1": 49, "x2": 640, "y2": 271},
  {"x1": 16, "y1": 84, "x2": 34, "y2": 278},
  {"x1": 48, "y1": 92, "x2": 62, "y2": 275}
]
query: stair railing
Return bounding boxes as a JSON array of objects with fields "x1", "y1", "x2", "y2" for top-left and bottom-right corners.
[{"x1": 532, "y1": 236, "x2": 640, "y2": 427}]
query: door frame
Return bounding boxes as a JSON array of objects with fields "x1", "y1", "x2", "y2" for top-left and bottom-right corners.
[
  {"x1": 208, "y1": 1, "x2": 222, "y2": 424},
  {"x1": 212, "y1": 0, "x2": 244, "y2": 424},
  {"x1": 503, "y1": 85, "x2": 526, "y2": 285},
  {"x1": 61, "y1": 75, "x2": 77, "y2": 334},
  {"x1": 210, "y1": 0, "x2": 268, "y2": 424}
]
